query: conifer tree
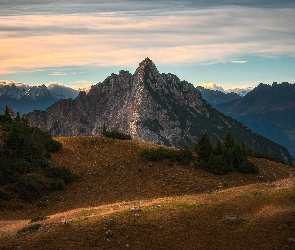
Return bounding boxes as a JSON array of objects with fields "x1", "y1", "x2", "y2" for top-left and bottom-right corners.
[
  {"x1": 15, "y1": 112, "x2": 21, "y2": 123},
  {"x1": 213, "y1": 138, "x2": 223, "y2": 155},
  {"x1": 222, "y1": 132, "x2": 235, "y2": 151},
  {"x1": 232, "y1": 140, "x2": 245, "y2": 168},
  {"x1": 195, "y1": 132, "x2": 212, "y2": 164},
  {"x1": 0, "y1": 106, "x2": 13, "y2": 125}
]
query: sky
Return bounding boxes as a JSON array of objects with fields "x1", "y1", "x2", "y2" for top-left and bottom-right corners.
[{"x1": 1, "y1": 0, "x2": 295, "y2": 91}]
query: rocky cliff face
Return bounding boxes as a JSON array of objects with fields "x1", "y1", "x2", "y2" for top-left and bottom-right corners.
[
  {"x1": 25, "y1": 58, "x2": 294, "y2": 163},
  {"x1": 25, "y1": 58, "x2": 205, "y2": 145}
]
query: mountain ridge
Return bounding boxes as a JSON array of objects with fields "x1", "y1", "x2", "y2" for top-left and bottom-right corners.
[
  {"x1": 215, "y1": 82, "x2": 295, "y2": 157},
  {"x1": 24, "y1": 59, "x2": 294, "y2": 164},
  {"x1": 196, "y1": 86, "x2": 241, "y2": 105},
  {"x1": 0, "y1": 81, "x2": 79, "y2": 115}
]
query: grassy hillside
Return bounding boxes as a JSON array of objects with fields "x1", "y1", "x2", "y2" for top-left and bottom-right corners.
[{"x1": 1, "y1": 136, "x2": 295, "y2": 249}]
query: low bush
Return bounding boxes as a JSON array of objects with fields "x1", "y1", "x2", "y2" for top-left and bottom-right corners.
[
  {"x1": 142, "y1": 146, "x2": 194, "y2": 166},
  {"x1": 103, "y1": 130, "x2": 132, "y2": 140},
  {"x1": 16, "y1": 175, "x2": 48, "y2": 202},
  {"x1": 102, "y1": 124, "x2": 132, "y2": 140},
  {"x1": 51, "y1": 178, "x2": 66, "y2": 190},
  {"x1": 238, "y1": 161, "x2": 259, "y2": 174},
  {"x1": 44, "y1": 166, "x2": 75, "y2": 184}
]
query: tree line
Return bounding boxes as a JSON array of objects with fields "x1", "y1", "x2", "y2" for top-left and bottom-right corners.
[
  {"x1": 195, "y1": 132, "x2": 258, "y2": 175},
  {"x1": 142, "y1": 131, "x2": 259, "y2": 175}
]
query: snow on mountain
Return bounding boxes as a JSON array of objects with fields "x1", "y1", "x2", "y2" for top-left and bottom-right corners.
[
  {"x1": 0, "y1": 80, "x2": 79, "y2": 100},
  {"x1": 199, "y1": 82, "x2": 253, "y2": 96}
]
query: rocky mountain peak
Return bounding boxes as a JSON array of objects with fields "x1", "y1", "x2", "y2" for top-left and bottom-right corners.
[
  {"x1": 24, "y1": 60, "x2": 294, "y2": 164},
  {"x1": 135, "y1": 57, "x2": 159, "y2": 83},
  {"x1": 138, "y1": 57, "x2": 157, "y2": 70}
]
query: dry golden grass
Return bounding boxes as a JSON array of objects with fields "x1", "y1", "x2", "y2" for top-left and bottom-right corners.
[{"x1": 0, "y1": 136, "x2": 295, "y2": 249}]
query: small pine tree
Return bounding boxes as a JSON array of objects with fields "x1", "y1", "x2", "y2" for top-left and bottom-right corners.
[
  {"x1": 195, "y1": 132, "x2": 212, "y2": 164},
  {"x1": 222, "y1": 132, "x2": 235, "y2": 151},
  {"x1": 232, "y1": 140, "x2": 246, "y2": 168},
  {"x1": 0, "y1": 106, "x2": 13, "y2": 126},
  {"x1": 213, "y1": 138, "x2": 223, "y2": 155},
  {"x1": 241, "y1": 142, "x2": 249, "y2": 158},
  {"x1": 15, "y1": 112, "x2": 21, "y2": 123}
]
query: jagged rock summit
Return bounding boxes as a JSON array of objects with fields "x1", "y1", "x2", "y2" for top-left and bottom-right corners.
[
  {"x1": 26, "y1": 58, "x2": 204, "y2": 145},
  {"x1": 25, "y1": 58, "x2": 294, "y2": 163}
]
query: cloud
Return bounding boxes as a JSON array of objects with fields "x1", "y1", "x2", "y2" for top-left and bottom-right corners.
[
  {"x1": 46, "y1": 82, "x2": 78, "y2": 98},
  {"x1": 225, "y1": 86, "x2": 253, "y2": 96},
  {"x1": 229, "y1": 61, "x2": 248, "y2": 64},
  {"x1": 49, "y1": 72, "x2": 67, "y2": 76},
  {"x1": 0, "y1": 80, "x2": 28, "y2": 88},
  {"x1": 199, "y1": 82, "x2": 225, "y2": 92},
  {"x1": 199, "y1": 82, "x2": 254, "y2": 96},
  {"x1": 69, "y1": 80, "x2": 95, "y2": 92},
  {"x1": 0, "y1": 3, "x2": 295, "y2": 74}
]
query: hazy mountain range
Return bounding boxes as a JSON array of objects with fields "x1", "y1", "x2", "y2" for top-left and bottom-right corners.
[
  {"x1": 196, "y1": 86, "x2": 241, "y2": 105},
  {"x1": 0, "y1": 80, "x2": 79, "y2": 115},
  {"x1": 197, "y1": 82, "x2": 253, "y2": 96},
  {"x1": 214, "y1": 82, "x2": 295, "y2": 158}
]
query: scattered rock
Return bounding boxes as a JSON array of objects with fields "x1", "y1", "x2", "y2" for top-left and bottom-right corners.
[
  {"x1": 105, "y1": 229, "x2": 114, "y2": 238},
  {"x1": 223, "y1": 215, "x2": 246, "y2": 223},
  {"x1": 130, "y1": 206, "x2": 142, "y2": 212}
]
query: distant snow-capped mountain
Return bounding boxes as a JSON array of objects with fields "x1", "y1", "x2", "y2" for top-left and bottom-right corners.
[
  {"x1": 0, "y1": 81, "x2": 59, "y2": 100},
  {"x1": 196, "y1": 86, "x2": 241, "y2": 105},
  {"x1": 225, "y1": 87, "x2": 254, "y2": 96},
  {"x1": 0, "y1": 81, "x2": 79, "y2": 115},
  {"x1": 198, "y1": 82, "x2": 253, "y2": 96}
]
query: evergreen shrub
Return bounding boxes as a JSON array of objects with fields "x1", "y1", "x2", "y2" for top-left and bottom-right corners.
[
  {"x1": 0, "y1": 107, "x2": 74, "y2": 202},
  {"x1": 195, "y1": 132, "x2": 259, "y2": 175},
  {"x1": 142, "y1": 146, "x2": 194, "y2": 166}
]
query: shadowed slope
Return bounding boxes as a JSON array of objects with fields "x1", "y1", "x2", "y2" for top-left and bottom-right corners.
[{"x1": 0, "y1": 136, "x2": 295, "y2": 249}]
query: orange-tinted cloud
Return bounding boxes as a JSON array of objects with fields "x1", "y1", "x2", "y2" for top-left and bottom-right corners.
[{"x1": 0, "y1": 7, "x2": 295, "y2": 74}]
